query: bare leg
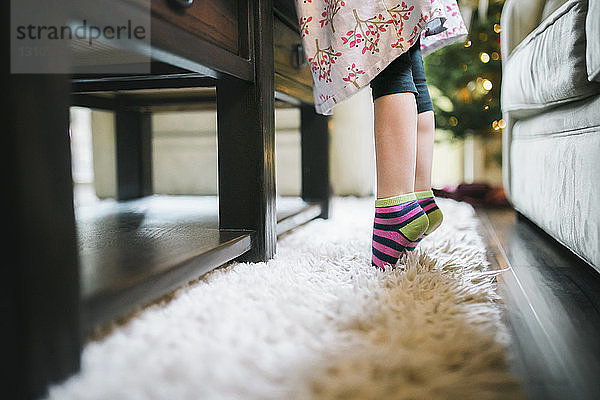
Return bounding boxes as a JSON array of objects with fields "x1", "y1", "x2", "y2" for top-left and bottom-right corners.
[
  {"x1": 371, "y1": 93, "x2": 428, "y2": 270},
  {"x1": 373, "y1": 93, "x2": 418, "y2": 198},
  {"x1": 413, "y1": 109, "x2": 444, "y2": 238},
  {"x1": 414, "y1": 110, "x2": 435, "y2": 191}
]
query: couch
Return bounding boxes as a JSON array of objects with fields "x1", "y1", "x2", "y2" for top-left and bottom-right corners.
[{"x1": 500, "y1": 0, "x2": 600, "y2": 271}]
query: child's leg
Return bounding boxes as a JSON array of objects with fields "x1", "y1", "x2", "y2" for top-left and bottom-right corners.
[
  {"x1": 371, "y1": 95, "x2": 428, "y2": 269},
  {"x1": 415, "y1": 110, "x2": 435, "y2": 191},
  {"x1": 414, "y1": 111, "x2": 443, "y2": 237},
  {"x1": 414, "y1": 111, "x2": 443, "y2": 238},
  {"x1": 371, "y1": 50, "x2": 419, "y2": 198},
  {"x1": 373, "y1": 93, "x2": 417, "y2": 198},
  {"x1": 412, "y1": 38, "x2": 436, "y2": 192},
  {"x1": 369, "y1": 54, "x2": 429, "y2": 270},
  {"x1": 411, "y1": 40, "x2": 443, "y2": 238}
]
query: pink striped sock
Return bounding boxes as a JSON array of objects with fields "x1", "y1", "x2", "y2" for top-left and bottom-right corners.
[
  {"x1": 371, "y1": 193, "x2": 429, "y2": 271},
  {"x1": 415, "y1": 189, "x2": 444, "y2": 241}
]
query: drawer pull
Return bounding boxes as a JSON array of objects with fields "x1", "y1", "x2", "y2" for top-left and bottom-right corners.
[
  {"x1": 294, "y1": 44, "x2": 306, "y2": 69},
  {"x1": 168, "y1": 0, "x2": 194, "y2": 9}
]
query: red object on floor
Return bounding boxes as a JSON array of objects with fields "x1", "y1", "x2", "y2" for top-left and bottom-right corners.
[{"x1": 433, "y1": 183, "x2": 510, "y2": 208}]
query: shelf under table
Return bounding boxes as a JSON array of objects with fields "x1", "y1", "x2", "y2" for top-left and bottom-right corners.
[{"x1": 76, "y1": 195, "x2": 322, "y2": 334}]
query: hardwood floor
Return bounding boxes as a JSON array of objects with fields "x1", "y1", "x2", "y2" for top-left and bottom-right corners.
[{"x1": 476, "y1": 206, "x2": 600, "y2": 400}]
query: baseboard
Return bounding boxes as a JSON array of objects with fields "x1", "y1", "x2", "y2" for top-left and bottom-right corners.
[{"x1": 514, "y1": 209, "x2": 599, "y2": 276}]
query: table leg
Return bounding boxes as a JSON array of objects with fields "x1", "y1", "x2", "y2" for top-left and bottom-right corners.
[
  {"x1": 115, "y1": 107, "x2": 153, "y2": 200},
  {"x1": 4, "y1": 74, "x2": 81, "y2": 399},
  {"x1": 216, "y1": 0, "x2": 276, "y2": 262},
  {"x1": 301, "y1": 104, "x2": 331, "y2": 219}
]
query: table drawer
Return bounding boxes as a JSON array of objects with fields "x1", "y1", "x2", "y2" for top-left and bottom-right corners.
[
  {"x1": 274, "y1": 17, "x2": 313, "y2": 91},
  {"x1": 150, "y1": 0, "x2": 239, "y2": 54}
]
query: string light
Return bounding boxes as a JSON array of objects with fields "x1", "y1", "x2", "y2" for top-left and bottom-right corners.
[
  {"x1": 458, "y1": 87, "x2": 472, "y2": 103},
  {"x1": 426, "y1": 5, "x2": 503, "y2": 137},
  {"x1": 492, "y1": 119, "x2": 506, "y2": 131}
]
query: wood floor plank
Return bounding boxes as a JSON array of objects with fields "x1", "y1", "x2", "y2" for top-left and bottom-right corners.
[
  {"x1": 76, "y1": 195, "x2": 323, "y2": 333},
  {"x1": 80, "y1": 224, "x2": 252, "y2": 334},
  {"x1": 476, "y1": 207, "x2": 600, "y2": 400},
  {"x1": 277, "y1": 203, "x2": 323, "y2": 236}
]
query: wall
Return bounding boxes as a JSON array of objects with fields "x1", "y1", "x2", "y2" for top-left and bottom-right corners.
[
  {"x1": 88, "y1": 107, "x2": 302, "y2": 198},
  {"x1": 329, "y1": 87, "x2": 376, "y2": 196}
]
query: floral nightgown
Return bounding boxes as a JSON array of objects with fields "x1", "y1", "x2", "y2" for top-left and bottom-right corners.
[{"x1": 295, "y1": 0, "x2": 468, "y2": 114}]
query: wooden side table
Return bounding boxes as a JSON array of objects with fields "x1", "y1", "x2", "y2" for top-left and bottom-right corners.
[{"x1": 4, "y1": 0, "x2": 330, "y2": 398}]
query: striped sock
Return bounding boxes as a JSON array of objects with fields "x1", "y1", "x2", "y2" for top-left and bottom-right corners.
[
  {"x1": 415, "y1": 189, "x2": 444, "y2": 239},
  {"x1": 371, "y1": 193, "x2": 429, "y2": 270}
]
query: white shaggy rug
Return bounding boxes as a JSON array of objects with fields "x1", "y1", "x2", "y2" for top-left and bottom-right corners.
[{"x1": 47, "y1": 197, "x2": 523, "y2": 400}]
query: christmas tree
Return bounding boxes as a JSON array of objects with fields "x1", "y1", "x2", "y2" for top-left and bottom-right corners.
[{"x1": 423, "y1": 0, "x2": 505, "y2": 139}]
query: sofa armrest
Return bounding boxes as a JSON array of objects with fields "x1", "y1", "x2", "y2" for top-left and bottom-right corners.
[
  {"x1": 499, "y1": 0, "x2": 546, "y2": 201},
  {"x1": 588, "y1": 0, "x2": 600, "y2": 81},
  {"x1": 500, "y1": 0, "x2": 545, "y2": 61}
]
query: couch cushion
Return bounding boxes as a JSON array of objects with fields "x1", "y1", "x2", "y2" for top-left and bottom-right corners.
[
  {"x1": 499, "y1": 0, "x2": 545, "y2": 59},
  {"x1": 510, "y1": 95, "x2": 600, "y2": 271},
  {"x1": 541, "y1": 0, "x2": 569, "y2": 20},
  {"x1": 588, "y1": 0, "x2": 600, "y2": 82},
  {"x1": 501, "y1": 0, "x2": 600, "y2": 119},
  {"x1": 512, "y1": 93, "x2": 600, "y2": 139}
]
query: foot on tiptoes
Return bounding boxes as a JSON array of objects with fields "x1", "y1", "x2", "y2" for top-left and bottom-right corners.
[
  {"x1": 371, "y1": 192, "x2": 429, "y2": 271},
  {"x1": 414, "y1": 189, "x2": 443, "y2": 241}
]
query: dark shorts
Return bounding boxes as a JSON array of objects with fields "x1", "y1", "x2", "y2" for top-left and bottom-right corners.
[{"x1": 370, "y1": 39, "x2": 434, "y2": 114}]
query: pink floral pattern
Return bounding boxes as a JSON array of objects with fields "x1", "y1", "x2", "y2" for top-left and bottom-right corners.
[
  {"x1": 319, "y1": 0, "x2": 346, "y2": 33},
  {"x1": 342, "y1": 62, "x2": 365, "y2": 88},
  {"x1": 308, "y1": 39, "x2": 343, "y2": 82},
  {"x1": 388, "y1": 2, "x2": 416, "y2": 46},
  {"x1": 296, "y1": 0, "x2": 468, "y2": 115},
  {"x1": 299, "y1": 16, "x2": 312, "y2": 37},
  {"x1": 342, "y1": 9, "x2": 394, "y2": 55},
  {"x1": 420, "y1": 0, "x2": 468, "y2": 56}
]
